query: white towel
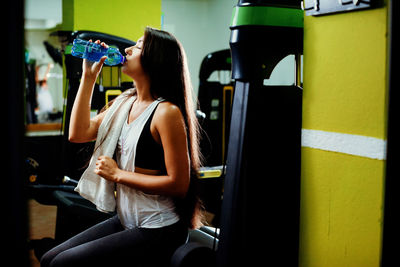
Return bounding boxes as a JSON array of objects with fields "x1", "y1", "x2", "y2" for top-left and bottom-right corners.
[{"x1": 74, "y1": 88, "x2": 136, "y2": 213}]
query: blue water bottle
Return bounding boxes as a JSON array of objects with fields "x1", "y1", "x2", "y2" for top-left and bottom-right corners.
[{"x1": 71, "y1": 39, "x2": 126, "y2": 66}]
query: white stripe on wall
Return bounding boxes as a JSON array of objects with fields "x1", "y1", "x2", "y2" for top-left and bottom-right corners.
[{"x1": 301, "y1": 129, "x2": 387, "y2": 160}]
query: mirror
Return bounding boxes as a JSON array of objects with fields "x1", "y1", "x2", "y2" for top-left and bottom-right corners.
[{"x1": 24, "y1": 0, "x2": 63, "y2": 134}]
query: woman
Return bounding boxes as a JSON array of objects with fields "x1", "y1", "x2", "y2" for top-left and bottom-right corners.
[{"x1": 41, "y1": 27, "x2": 203, "y2": 267}]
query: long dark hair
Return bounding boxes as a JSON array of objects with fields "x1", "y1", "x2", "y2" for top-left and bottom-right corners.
[{"x1": 140, "y1": 27, "x2": 204, "y2": 229}]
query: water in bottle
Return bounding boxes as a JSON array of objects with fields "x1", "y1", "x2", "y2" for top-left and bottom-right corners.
[{"x1": 71, "y1": 39, "x2": 126, "y2": 66}]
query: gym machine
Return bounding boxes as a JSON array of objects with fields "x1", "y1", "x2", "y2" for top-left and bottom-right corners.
[
  {"x1": 197, "y1": 49, "x2": 233, "y2": 226},
  {"x1": 217, "y1": 1, "x2": 303, "y2": 266},
  {"x1": 198, "y1": 49, "x2": 233, "y2": 167}
]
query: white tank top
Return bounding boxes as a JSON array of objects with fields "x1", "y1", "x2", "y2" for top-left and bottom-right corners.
[{"x1": 115, "y1": 98, "x2": 179, "y2": 229}]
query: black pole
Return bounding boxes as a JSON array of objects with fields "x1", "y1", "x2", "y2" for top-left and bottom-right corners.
[
  {"x1": 381, "y1": 0, "x2": 399, "y2": 265},
  {"x1": 2, "y1": 0, "x2": 29, "y2": 265}
]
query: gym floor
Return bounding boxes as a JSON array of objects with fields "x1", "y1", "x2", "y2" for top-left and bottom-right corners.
[{"x1": 28, "y1": 199, "x2": 57, "y2": 267}]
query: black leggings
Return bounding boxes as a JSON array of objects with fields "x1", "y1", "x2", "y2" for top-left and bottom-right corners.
[{"x1": 40, "y1": 216, "x2": 188, "y2": 267}]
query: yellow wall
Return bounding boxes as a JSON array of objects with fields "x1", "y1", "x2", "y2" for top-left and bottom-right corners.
[
  {"x1": 302, "y1": 8, "x2": 388, "y2": 139},
  {"x1": 73, "y1": 0, "x2": 161, "y2": 42},
  {"x1": 62, "y1": 0, "x2": 161, "y2": 85},
  {"x1": 300, "y1": 4, "x2": 388, "y2": 267},
  {"x1": 300, "y1": 148, "x2": 385, "y2": 266}
]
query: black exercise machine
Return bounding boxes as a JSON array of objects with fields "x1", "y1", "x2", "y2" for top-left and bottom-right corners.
[
  {"x1": 217, "y1": 1, "x2": 303, "y2": 266},
  {"x1": 196, "y1": 49, "x2": 233, "y2": 226}
]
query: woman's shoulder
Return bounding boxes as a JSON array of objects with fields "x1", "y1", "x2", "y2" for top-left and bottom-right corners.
[
  {"x1": 153, "y1": 101, "x2": 187, "y2": 143},
  {"x1": 157, "y1": 102, "x2": 183, "y2": 116},
  {"x1": 154, "y1": 101, "x2": 185, "y2": 126}
]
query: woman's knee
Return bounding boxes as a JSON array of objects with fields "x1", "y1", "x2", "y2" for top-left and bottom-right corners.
[
  {"x1": 47, "y1": 248, "x2": 115, "y2": 267},
  {"x1": 40, "y1": 248, "x2": 57, "y2": 267},
  {"x1": 45, "y1": 250, "x2": 74, "y2": 267},
  {"x1": 39, "y1": 242, "x2": 79, "y2": 267}
]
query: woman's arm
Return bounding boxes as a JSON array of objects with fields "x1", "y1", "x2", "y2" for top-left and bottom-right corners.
[
  {"x1": 94, "y1": 103, "x2": 191, "y2": 198},
  {"x1": 69, "y1": 40, "x2": 108, "y2": 143}
]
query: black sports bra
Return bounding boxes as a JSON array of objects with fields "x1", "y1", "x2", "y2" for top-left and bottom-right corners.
[{"x1": 135, "y1": 106, "x2": 166, "y2": 172}]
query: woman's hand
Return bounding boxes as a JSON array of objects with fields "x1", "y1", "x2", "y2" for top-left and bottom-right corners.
[
  {"x1": 82, "y1": 40, "x2": 108, "y2": 81},
  {"x1": 94, "y1": 155, "x2": 120, "y2": 182}
]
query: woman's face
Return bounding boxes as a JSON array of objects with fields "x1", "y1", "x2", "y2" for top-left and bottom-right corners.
[{"x1": 122, "y1": 36, "x2": 145, "y2": 79}]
